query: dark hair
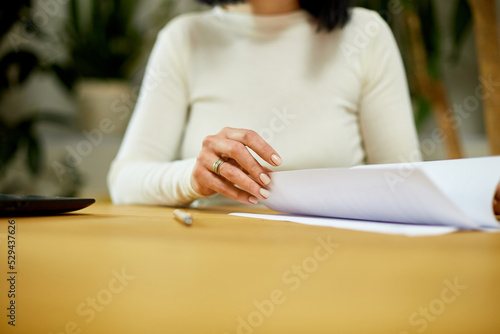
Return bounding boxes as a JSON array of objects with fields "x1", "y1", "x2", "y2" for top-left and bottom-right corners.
[{"x1": 196, "y1": 0, "x2": 352, "y2": 32}]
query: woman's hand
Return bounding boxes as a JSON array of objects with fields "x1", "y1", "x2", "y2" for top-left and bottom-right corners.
[
  {"x1": 191, "y1": 127, "x2": 282, "y2": 205},
  {"x1": 494, "y1": 182, "x2": 500, "y2": 216}
]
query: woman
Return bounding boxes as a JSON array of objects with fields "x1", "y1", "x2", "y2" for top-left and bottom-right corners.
[{"x1": 107, "y1": 0, "x2": 500, "y2": 214}]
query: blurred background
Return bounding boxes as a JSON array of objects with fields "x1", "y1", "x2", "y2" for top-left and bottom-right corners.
[{"x1": 0, "y1": 0, "x2": 499, "y2": 199}]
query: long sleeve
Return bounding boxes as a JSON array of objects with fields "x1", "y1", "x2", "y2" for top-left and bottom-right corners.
[
  {"x1": 108, "y1": 8, "x2": 424, "y2": 207},
  {"x1": 358, "y1": 12, "x2": 422, "y2": 164},
  {"x1": 107, "y1": 19, "x2": 206, "y2": 206}
]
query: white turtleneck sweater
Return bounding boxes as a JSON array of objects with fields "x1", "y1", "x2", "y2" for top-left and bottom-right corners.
[{"x1": 107, "y1": 6, "x2": 422, "y2": 206}]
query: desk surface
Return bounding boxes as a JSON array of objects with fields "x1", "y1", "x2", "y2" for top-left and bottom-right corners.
[{"x1": 1, "y1": 203, "x2": 499, "y2": 334}]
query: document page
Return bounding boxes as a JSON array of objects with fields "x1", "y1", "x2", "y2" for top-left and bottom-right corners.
[
  {"x1": 232, "y1": 157, "x2": 500, "y2": 236},
  {"x1": 230, "y1": 213, "x2": 459, "y2": 237}
]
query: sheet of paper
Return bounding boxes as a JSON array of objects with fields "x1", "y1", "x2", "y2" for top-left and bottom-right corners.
[
  {"x1": 259, "y1": 156, "x2": 500, "y2": 231},
  {"x1": 419, "y1": 157, "x2": 500, "y2": 228},
  {"x1": 230, "y1": 213, "x2": 459, "y2": 237}
]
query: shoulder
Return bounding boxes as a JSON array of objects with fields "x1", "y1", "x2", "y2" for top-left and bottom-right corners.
[
  {"x1": 157, "y1": 10, "x2": 217, "y2": 39},
  {"x1": 348, "y1": 7, "x2": 388, "y2": 28},
  {"x1": 340, "y1": 7, "x2": 392, "y2": 40},
  {"x1": 338, "y1": 7, "x2": 397, "y2": 61}
]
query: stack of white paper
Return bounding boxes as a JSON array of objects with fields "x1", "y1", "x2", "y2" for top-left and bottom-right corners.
[{"x1": 231, "y1": 157, "x2": 500, "y2": 236}]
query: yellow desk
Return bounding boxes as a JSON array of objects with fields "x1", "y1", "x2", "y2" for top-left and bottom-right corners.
[{"x1": 1, "y1": 203, "x2": 499, "y2": 334}]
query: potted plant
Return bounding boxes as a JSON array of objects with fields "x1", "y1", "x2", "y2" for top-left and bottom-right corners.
[
  {"x1": 59, "y1": 0, "x2": 143, "y2": 134},
  {"x1": 0, "y1": 1, "x2": 82, "y2": 195},
  {"x1": 0, "y1": 0, "x2": 181, "y2": 195}
]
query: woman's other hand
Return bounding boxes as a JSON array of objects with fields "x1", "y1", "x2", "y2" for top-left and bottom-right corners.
[
  {"x1": 494, "y1": 182, "x2": 500, "y2": 215},
  {"x1": 191, "y1": 127, "x2": 282, "y2": 205}
]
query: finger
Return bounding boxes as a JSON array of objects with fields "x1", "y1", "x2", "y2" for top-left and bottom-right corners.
[
  {"x1": 223, "y1": 128, "x2": 282, "y2": 167},
  {"x1": 204, "y1": 136, "x2": 272, "y2": 187},
  {"x1": 197, "y1": 167, "x2": 259, "y2": 205},
  {"x1": 262, "y1": 166, "x2": 273, "y2": 174},
  {"x1": 191, "y1": 161, "x2": 217, "y2": 197},
  {"x1": 199, "y1": 152, "x2": 270, "y2": 200},
  {"x1": 242, "y1": 166, "x2": 273, "y2": 182},
  {"x1": 217, "y1": 160, "x2": 271, "y2": 200},
  {"x1": 228, "y1": 156, "x2": 274, "y2": 186},
  {"x1": 225, "y1": 158, "x2": 243, "y2": 170}
]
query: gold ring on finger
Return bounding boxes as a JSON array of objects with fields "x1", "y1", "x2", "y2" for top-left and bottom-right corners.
[{"x1": 213, "y1": 158, "x2": 225, "y2": 176}]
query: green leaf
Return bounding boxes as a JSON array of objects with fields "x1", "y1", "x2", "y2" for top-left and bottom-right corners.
[
  {"x1": 64, "y1": 0, "x2": 144, "y2": 79},
  {"x1": 450, "y1": 0, "x2": 472, "y2": 63},
  {"x1": 0, "y1": 121, "x2": 20, "y2": 172},
  {"x1": 50, "y1": 64, "x2": 79, "y2": 90},
  {"x1": 69, "y1": 0, "x2": 79, "y2": 37},
  {"x1": 16, "y1": 119, "x2": 42, "y2": 175},
  {"x1": 0, "y1": 1, "x2": 32, "y2": 38},
  {"x1": 26, "y1": 131, "x2": 41, "y2": 175},
  {"x1": 417, "y1": 0, "x2": 441, "y2": 80},
  {"x1": 414, "y1": 97, "x2": 432, "y2": 130}
]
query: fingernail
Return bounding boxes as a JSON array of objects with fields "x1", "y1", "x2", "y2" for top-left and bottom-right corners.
[
  {"x1": 259, "y1": 188, "x2": 271, "y2": 199},
  {"x1": 260, "y1": 173, "x2": 271, "y2": 185},
  {"x1": 271, "y1": 154, "x2": 282, "y2": 166},
  {"x1": 249, "y1": 196, "x2": 259, "y2": 204}
]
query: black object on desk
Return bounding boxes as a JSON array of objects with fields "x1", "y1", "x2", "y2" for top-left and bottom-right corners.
[{"x1": 0, "y1": 194, "x2": 95, "y2": 216}]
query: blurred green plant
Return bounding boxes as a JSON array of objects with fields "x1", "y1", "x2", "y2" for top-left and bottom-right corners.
[
  {"x1": 56, "y1": 0, "x2": 141, "y2": 84},
  {"x1": 0, "y1": 2, "x2": 40, "y2": 180},
  {"x1": 0, "y1": 1, "x2": 81, "y2": 195},
  {"x1": 0, "y1": 0, "x2": 180, "y2": 195},
  {"x1": 54, "y1": 0, "x2": 179, "y2": 87},
  {"x1": 355, "y1": 0, "x2": 473, "y2": 130}
]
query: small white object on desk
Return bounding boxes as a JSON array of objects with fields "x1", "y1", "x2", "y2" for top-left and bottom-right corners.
[{"x1": 173, "y1": 209, "x2": 193, "y2": 226}]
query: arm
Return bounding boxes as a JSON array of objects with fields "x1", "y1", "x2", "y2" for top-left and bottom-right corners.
[
  {"x1": 358, "y1": 12, "x2": 422, "y2": 164},
  {"x1": 108, "y1": 21, "x2": 203, "y2": 206},
  {"x1": 108, "y1": 19, "x2": 280, "y2": 206}
]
